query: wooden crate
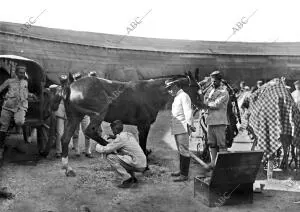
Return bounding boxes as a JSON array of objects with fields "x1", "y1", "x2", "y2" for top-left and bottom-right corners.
[{"x1": 194, "y1": 151, "x2": 264, "y2": 207}]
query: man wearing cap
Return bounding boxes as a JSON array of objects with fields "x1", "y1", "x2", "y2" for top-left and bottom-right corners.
[
  {"x1": 165, "y1": 77, "x2": 195, "y2": 182},
  {"x1": 0, "y1": 65, "x2": 35, "y2": 161},
  {"x1": 292, "y1": 80, "x2": 300, "y2": 105},
  {"x1": 71, "y1": 72, "x2": 93, "y2": 158},
  {"x1": 203, "y1": 70, "x2": 229, "y2": 167},
  {"x1": 257, "y1": 80, "x2": 263, "y2": 89},
  {"x1": 51, "y1": 74, "x2": 68, "y2": 158},
  {"x1": 88, "y1": 71, "x2": 97, "y2": 77}
]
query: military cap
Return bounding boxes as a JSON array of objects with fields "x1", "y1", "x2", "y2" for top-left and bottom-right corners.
[
  {"x1": 165, "y1": 78, "x2": 184, "y2": 88},
  {"x1": 88, "y1": 71, "x2": 97, "y2": 77},
  {"x1": 210, "y1": 70, "x2": 222, "y2": 80},
  {"x1": 73, "y1": 72, "x2": 82, "y2": 80},
  {"x1": 59, "y1": 74, "x2": 68, "y2": 83},
  {"x1": 49, "y1": 84, "x2": 59, "y2": 89},
  {"x1": 294, "y1": 80, "x2": 300, "y2": 85}
]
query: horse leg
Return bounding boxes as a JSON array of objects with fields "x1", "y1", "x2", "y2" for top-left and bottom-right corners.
[
  {"x1": 61, "y1": 114, "x2": 83, "y2": 177},
  {"x1": 85, "y1": 113, "x2": 108, "y2": 146},
  {"x1": 137, "y1": 124, "x2": 151, "y2": 156}
]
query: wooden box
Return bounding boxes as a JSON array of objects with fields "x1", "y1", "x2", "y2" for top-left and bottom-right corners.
[{"x1": 194, "y1": 151, "x2": 264, "y2": 207}]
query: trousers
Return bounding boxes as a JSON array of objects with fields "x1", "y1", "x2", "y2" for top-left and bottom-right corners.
[
  {"x1": 0, "y1": 108, "x2": 26, "y2": 132},
  {"x1": 106, "y1": 153, "x2": 145, "y2": 182},
  {"x1": 174, "y1": 133, "x2": 190, "y2": 157},
  {"x1": 72, "y1": 115, "x2": 91, "y2": 154}
]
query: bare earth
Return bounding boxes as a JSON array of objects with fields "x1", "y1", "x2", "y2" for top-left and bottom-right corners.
[{"x1": 0, "y1": 110, "x2": 300, "y2": 212}]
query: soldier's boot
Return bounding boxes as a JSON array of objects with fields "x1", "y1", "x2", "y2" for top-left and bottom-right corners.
[
  {"x1": 173, "y1": 155, "x2": 190, "y2": 182},
  {"x1": 171, "y1": 154, "x2": 182, "y2": 177}
]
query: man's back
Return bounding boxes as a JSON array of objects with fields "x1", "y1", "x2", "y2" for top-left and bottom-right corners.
[{"x1": 117, "y1": 132, "x2": 147, "y2": 168}]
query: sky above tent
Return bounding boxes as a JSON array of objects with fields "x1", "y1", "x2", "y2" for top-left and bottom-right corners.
[{"x1": 1, "y1": 0, "x2": 299, "y2": 43}]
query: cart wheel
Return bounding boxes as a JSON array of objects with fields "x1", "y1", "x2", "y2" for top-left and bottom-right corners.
[{"x1": 37, "y1": 126, "x2": 50, "y2": 157}]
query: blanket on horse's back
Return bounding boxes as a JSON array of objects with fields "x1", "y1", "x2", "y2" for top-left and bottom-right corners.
[{"x1": 248, "y1": 78, "x2": 300, "y2": 162}]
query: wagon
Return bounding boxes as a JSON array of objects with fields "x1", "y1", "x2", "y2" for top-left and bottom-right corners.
[{"x1": 0, "y1": 55, "x2": 54, "y2": 157}]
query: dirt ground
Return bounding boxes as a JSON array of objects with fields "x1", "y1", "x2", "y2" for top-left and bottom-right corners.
[{"x1": 0, "y1": 110, "x2": 300, "y2": 212}]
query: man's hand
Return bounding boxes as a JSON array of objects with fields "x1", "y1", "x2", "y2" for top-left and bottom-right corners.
[
  {"x1": 187, "y1": 124, "x2": 196, "y2": 135},
  {"x1": 28, "y1": 93, "x2": 38, "y2": 101},
  {"x1": 107, "y1": 134, "x2": 116, "y2": 140},
  {"x1": 95, "y1": 144, "x2": 105, "y2": 153}
]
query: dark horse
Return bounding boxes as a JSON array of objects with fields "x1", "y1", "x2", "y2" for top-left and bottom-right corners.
[{"x1": 52, "y1": 71, "x2": 202, "y2": 176}]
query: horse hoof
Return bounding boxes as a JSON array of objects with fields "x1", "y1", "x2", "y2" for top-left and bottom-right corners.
[{"x1": 65, "y1": 169, "x2": 76, "y2": 177}]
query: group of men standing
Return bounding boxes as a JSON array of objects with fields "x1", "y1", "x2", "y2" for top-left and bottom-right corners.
[
  {"x1": 166, "y1": 70, "x2": 230, "y2": 181},
  {"x1": 0, "y1": 67, "x2": 232, "y2": 194}
]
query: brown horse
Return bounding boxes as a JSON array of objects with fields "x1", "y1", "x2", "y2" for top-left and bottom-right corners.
[{"x1": 51, "y1": 72, "x2": 202, "y2": 176}]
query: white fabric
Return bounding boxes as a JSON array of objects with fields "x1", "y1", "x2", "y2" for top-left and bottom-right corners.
[
  {"x1": 96, "y1": 132, "x2": 147, "y2": 169},
  {"x1": 292, "y1": 90, "x2": 300, "y2": 104},
  {"x1": 171, "y1": 89, "x2": 193, "y2": 135}
]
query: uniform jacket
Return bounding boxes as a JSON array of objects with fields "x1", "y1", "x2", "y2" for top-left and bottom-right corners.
[
  {"x1": 204, "y1": 85, "x2": 229, "y2": 126},
  {"x1": 0, "y1": 78, "x2": 28, "y2": 112},
  {"x1": 101, "y1": 132, "x2": 147, "y2": 169},
  {"x1": 171, "y1": 89, "x2": 193, "y2": 135}
]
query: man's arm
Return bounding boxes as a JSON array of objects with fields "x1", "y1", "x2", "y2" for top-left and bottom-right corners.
[
  {"x1": 0, "y1": 79, "x2": 10, "y2": 94},
  {"x1": 182, "y1": 94, "x2": 193, "y2": 126},
  {"x1": 98, "y1": 136, "x2": 123, "y2": 153},
  {"x1": 207, "y1": 90, "x2": 229, "y2": 110}
]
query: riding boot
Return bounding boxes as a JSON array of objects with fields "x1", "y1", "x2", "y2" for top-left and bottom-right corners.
[
  {"x1": 171, "y1": 154, "x2": 182, "y2": 177},
  {"x1": 173, "y1": 155, "x2": 190, "y2": 182}
]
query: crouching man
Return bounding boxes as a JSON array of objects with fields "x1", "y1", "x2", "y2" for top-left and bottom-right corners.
[{"x1": 96, "y1": 120, "x2": 147, "y2": 188}]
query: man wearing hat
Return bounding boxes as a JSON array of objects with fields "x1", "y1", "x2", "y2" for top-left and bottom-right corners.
[
  {"x1": 203, "y1": 70, "x2": 229, "y2": 167},
  {"x1": 292, "y1": 80, "x2": 300, "y2": 105},
  {"x1": 257, "y1": 80, "x2": 263, "y2": 89},
  {"x1": 51, "y1": 74, "x2": 68, "y2": 158},
  {"x1": 88, "y1": 71, "x2": 97, "y2": 77},
  {"x1": 165, "y1": 77, "x2": 195, "y2": 182},
  {"x1": 0, "y1": 65, "x2": 33, "y2": 161},
  {"x1": 71, "y1": 72, "x2": 93, "y2": 158}
]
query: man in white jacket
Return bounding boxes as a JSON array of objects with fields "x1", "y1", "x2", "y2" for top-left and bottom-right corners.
[
  {"x1": 96, "y1": 120, "x2": 147, "y2": 188},
  {"x1": 165, "y1": 78, "x2": 195, "y2": 182}
]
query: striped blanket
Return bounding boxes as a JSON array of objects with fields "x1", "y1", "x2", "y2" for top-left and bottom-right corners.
[{"x1": 246, "y1": 78, "x2": 300, "y2": 162}]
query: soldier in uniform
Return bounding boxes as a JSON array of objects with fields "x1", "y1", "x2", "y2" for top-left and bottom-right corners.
[
  {"x1": 0, "y1": 65, "x2": 33, "y2": 199},
  {"x1": 165, "y1": 78, "x2": 195, "y2": 182},
  {"x1": 203, "y1": 71, "x2": 229, "y2": 167},
  {"x1": 0, "y1": 65, "x2": 37, "y2": 158},
  {"x1": 51, "y1": 74, "x2": 68, "y2": 158}
]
